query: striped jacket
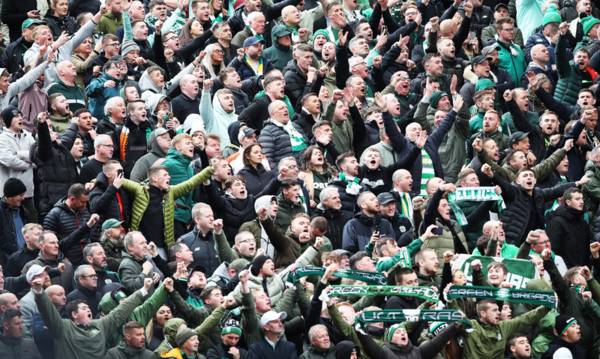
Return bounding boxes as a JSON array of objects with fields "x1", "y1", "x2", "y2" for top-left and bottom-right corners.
[{"x1": 121, "y1": 166, "x2": 214, "y2": 248}]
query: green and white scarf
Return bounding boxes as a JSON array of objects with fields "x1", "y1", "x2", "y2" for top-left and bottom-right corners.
[
  {"x1": 420, "y1": 149, "x2": 434, "y2": 196},
  {"x1": 446, "y1": 285, "x2": 557, "y2": 308},
  {"x1": 338, "y1": 172, "x2": 361, "y2": 195},
  {"x1": 447, "y1": 187, "x2": 504, "y2": 226},
  {"x1": 288, "y1": 266, "x2": 387, "y2": 285},
  {"x1": 327, "y1": 285, "x2": 439, "y2": 302},
  {"x1": 356, "y1": 309, "x2": 466, "y2": 324},
  {"x1": 282, "y1": 121, "x2": 307, "y2": 152}
]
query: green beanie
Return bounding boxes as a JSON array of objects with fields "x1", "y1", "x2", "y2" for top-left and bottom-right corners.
[
  {"x1": 429, "y1": 91, "x2": 448, "y2": 109},
  {"x1": 221, "y1": 326, "x2": 242, "y2": 336},
  {"x1": 581, "y1": 16, "x2": 600, "y2": 36},
  {"x1": 475, "y1": 78, "x2": 495, "y2": 92},
  {"x1": 312, "y1": 29, "x2": 331, "y2": 42},
  {"x1": 542, "y1": 7, "x2": 561, "y2": 26},
  {"x1": 385, "y1": 323, "x2": 406, "y2": 342},
  {"x1": 98, "y1": 290, "x2": 127, "y2": 315}
]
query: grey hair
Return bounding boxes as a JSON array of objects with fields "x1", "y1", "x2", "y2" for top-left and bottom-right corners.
[
  {"x1": 247, "y1": 11, "x2": 265, "y2": 24},
  {"x1": 83, "y1": 242, "x2": 103, "y2": 260},
  {"x1": 268, "y1": 100, "x2": 286, "y2": 117},
  {"x1": 192, "y1": 202, "x2": 212, "y2": 220},
  {"x1": 392, "y1": 169, "x2": 411, "y2": 183},
  {"x1": 124, "y1": 231, "x2": 144, "y2": 252},
  {"x1": 74, "y1": 264, "x2": 94, "y2": 283},
  {"x1": 94, "y1": 134, "x2": 113, "y2": 148},
  {"x1": 319, "y1": 186, "x2": 339, "y2": 203},
  {"x1": 308, "y1": 324, "x2": 328, "y2": 343},
  {"x1": 104, "y1": 96, "x2": 124, "y2": 116},
  {"x1": 277, "y1": 156, "x2": 297, "y2": 172}
]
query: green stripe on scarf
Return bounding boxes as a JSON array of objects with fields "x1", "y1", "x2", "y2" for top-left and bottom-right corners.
[
  {"x1": 446, "y1": 285, "x2": 557, "y2": 308},
  {"x1": 288, "y1": 267, "x2": 387, "y2": 285},
  {"x1": 447, "y1": 187, "x2": 504, "y2": 226},
  {"x1": 328, "y1": 285, "x2": 439, "y2": 302}
]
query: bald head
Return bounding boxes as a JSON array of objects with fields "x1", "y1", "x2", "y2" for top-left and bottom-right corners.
[
  {"x1": 180, "y1": 74, "x2": 199, "y2": 98},
  {"x1": 56, "y1": 60, "x2": 77, "y2": 84},
  {"x1": 531, "y1": 44, "x2": 550, "y2": 64},
  {"x1": 0, "y1": 293, "x2": 18, "y2": 313}
]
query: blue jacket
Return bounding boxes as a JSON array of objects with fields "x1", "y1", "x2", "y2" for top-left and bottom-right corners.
[
  {"x1": 247, "y1": 338, "x2": 298, "y2": 359},
  {"x1": 86, "y1": 73, "x2": 122, "y2": 119}
]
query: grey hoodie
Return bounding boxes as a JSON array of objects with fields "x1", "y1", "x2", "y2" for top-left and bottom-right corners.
[{"x1": 129, "y1": 129, "x2": 168, "y2": 182}]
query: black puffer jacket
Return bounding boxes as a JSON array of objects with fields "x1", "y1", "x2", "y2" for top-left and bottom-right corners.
[
  {"x1": 258, "y1": 119, "x2": 298, "y2": 169},
  {"x1": 44, "y1": 14, "x2": 78, "y2": 39},
  {"x1": 42, "y1": 200, "x2": 92, "y2": 266},
  {"x1": 89, "y1": 172, "x2": 131, "y2": 226},
  {"x1": 204, "y1": 179, "x2": 280, "y2": 244},
  {"x1": 546, "y1": 204, "x2": 592, "y2": 268},
  {"x1": 342, "y1": 213, "x2": 395, "y2": 253},
  {"x1": 178, "y1": 228, "x2": 221, "y2": 275},
  {"x1": 66, "y1": 283, "x2": 103, "y2": 317},
  {"x1": 237, "y1": 164, "x2": 276, "y2": 196},
  {"x1": 283, "y1": 61, "x2": 324, "y2": 108},
  {"x1": 314, "y1": 206, "x2": 353, "y2": 250},
  {"x1": 33, "y1": 121, "x2": 80, "y2": 218},
  {"x1": 493, "y1": 173, "x2": 575, "y2": 246},
  {"x1": 0, "y1": 201, "x2": 26, "y2": 266}
]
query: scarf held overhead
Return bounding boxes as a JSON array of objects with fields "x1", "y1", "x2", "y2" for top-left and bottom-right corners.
[{"x1": 446, "y1": 285, "x2": 557, "y2": 308}]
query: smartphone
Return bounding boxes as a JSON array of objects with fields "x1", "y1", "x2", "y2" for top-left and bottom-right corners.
[
  {"x1": 432, "y1": 226, "x2": 443, "y2": 235},
  {"x1": 117, "y1": 169, "x2": 124, "y2": 176}
]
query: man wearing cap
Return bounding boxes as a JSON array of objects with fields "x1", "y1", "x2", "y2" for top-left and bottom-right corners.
[
  {"x1": 377, "y1": 192, "x2": 413, "y2": 245},
  {"x1": 130, "y1": 128, "x2": 171, "y2": 182},
  {"x1": 0, "y1": 18, "x2": 44, "y2": 74},
  {"x1": 525, "y1": 6, "x2": 560, "y2": 65},
  {"x1": 482, "y1": 4, "x2": 523, "y2": 47},
  {"x1": 248, "y1": 310, "x2": 296, "y2": 359},
  {"x1": 0, "y1": 178, "x2": 29, "y2": 266},
  {"x1": 99, "y1": 219, "x2": 126, "y2": 271},
  {"x1": 19, "y1": 263, "x2": 52, "y2": 329},
  {"x1": 230, "y1": 36, "x2": 274, "y2": 80},
  {"x1": 206, "y1": 323, "x2": 247, "y2": 359},
  {"x1": 544, "y1": 315, "x2": 584, "y2": 358}
]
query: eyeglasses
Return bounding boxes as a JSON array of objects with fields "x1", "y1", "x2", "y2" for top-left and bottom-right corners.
[
  {"x1": 82, "y1": 274, "x2": 98, "y2": 279},
  {"x1": 502, "y1": 28, "x2": 515, "y2": 32}
]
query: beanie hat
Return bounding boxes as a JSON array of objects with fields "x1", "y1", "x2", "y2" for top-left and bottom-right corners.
[
  {"x1": 475, "y1": 78, "x2": 496, "y2": 92},
  {"x1": 429, "y1": 91, "x2": 448, "y2": 109},
  {"x1": 98, "y1": 290, "x2": 127, "y2": 315},
  {"x1": 312, "y1": 29, "x2": 331, "y2": 42},
  {"x1": 221, "y1": 326, "x2": 242, "y2": 336},
  {"x1": 1, "y1": 106, "x2": 19, "y2": 128},
  {"x1": 250, "y1": 254, "x2": 271, "y2": 276},
  {"x1": 3, "y1": 178, "x2": 27, "y2": 198},
  {"x1": 554, "y1": 315, "x2": 577, "y2": 336},
  {"x1": 121, "y1": 40, "x2": 141, "y2": 57},
  {"x1": 164, "y1": 318, "x2": 186, "y2": 344},
  {"x1": 175, "y1": 326, "x2": 197, "y2": 347},
  {"x1": 581, "y1": 16, "x2": 600, "y2": 36},
  {"x1": 542, "y1": 6, "x2": 561, "y2": 26},
  {"x1": 229, "y1": 258, "x2": 250, "y2": 273},
  {"x1": 385, "y1": 323, "x2": 406, "y2": 342}
]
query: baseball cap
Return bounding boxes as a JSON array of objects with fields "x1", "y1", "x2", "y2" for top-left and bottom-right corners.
[
  {"x1": 101, "y1": 218, "x2": 124, "y2": 231},
  {"x1": 26, "y1": 264, "x2": 49, "y2": 283},
  {"x1": 154, "y1": 127, "x2": 170, "y2": 137},
  {"x1": 481, "y1": 44, "x2": 501, "y2": 58},
  {"x1": 260, "y1": 310, "x2": 287, "y2": 327},
  {"x1": 237, "y1": 127, "x2": 256, "y2": 142},
  {"x1": 471, "y1": 55, "x2": 489, "y2": 66},
  {"x1": 509, "y1": 131, "x2": 529, "y2": 146},
  {"x1": 377, "y1": 192, "x2": 395, "y2": 205},
  {"x1": 494, "y1": 3, "x2": 508, "y2": 12},
  {"x1": 22, "y1": 18, "x2": 45, "y2": 31},
  {"x1": 243, "y1": 36, "x2": 264, "y2": 48}
]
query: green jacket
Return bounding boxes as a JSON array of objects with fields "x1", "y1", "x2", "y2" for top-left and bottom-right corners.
[
  {"x1": 263, "y1": 25, "x2": 293, "y2": 70},
  {"x1": 420, "y1": 219, "x2": 469, "y2": 264},
  {"x1": 168, "y1": 291, "x2": 227, "y2": 353},
  {"x1": 122, "y1": 166, "x2": 214, "y2": 248},
  {"x1": 214, "y1": 227, "x2": 254, "y2": 263},
  {"x1": 274, "y1": 194, "x2": 307, "y2": 234},
  {"x1": 97, "y1": 12, "x2": 123, "y2": 37},
  {"x1": 480, "y1": 148, "x2": 567, "y2": 183},
  {"x1": 35, "y1": 288, "x2": 143, "y2": 359},
  {"x1": 238, "y1": 218, "x2": 263, "y2": 249},
  {"x1": 554, "y1": 34, "x2": 586, "y2": 106},
  {"x1": 462, "y1": 306, "x2": 550, "y2": 359},
  {"x1": 327, "y1": 303, "x2": 371, "y2": 359},
  {"x1": 583, "y1": 163, "x2": 600, "y2": 212},
  {"x1": 438, "y1": 101, "x2": 471, "y2": 183},
  {"x1": 163, "y1": 148, "x2": 195, "y2": 224},
  {"x1": 469, "y1": 129, "x2": 509, "y2": 154},
  {"x1": 495, "y1": 40, "x2": 526, "y2": 85},
  {"x1": 118, "y1": 253, "x2": 163, "y2": 294},
  {"x1": 324, "y1": 102, "x2": 353, "y2": 154}
]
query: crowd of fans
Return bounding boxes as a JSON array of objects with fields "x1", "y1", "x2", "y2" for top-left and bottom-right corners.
[{"x1": 0, "y1": 0, "x2": 600, "y2": 358}]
